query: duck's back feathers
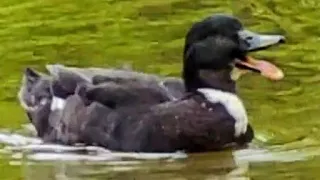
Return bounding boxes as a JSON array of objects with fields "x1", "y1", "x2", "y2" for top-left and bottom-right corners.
[
  {"x1": 46, "y1": 64, "x2": 186, "y2": 101},
  {"x1": 83, "y1": 81, "x2": 171, "y2": 108},
  {"x1": 46, "y1": 64, "x2": 161, "y2": 84}
]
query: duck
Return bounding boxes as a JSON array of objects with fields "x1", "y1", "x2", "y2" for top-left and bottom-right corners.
[{"x1": 33, "y1": 14, "x2": 286, "y2": 152}]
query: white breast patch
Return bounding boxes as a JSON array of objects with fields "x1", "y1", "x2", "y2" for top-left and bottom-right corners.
[{"x1": 197, "y1": 88, "x2": 248, "y2": 137}]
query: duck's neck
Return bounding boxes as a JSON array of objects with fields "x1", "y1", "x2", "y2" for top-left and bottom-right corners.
[
  {"x1": 182, "y1": 43, "x2": 237, "y2": 94},
  {"x1": 183, "y1": 66, "x2": 236, "y2": 94}
]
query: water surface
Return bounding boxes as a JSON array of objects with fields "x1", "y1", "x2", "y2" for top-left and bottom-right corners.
[{"x1": 0, "y1": 0, "x2": 320, "y2": 179}]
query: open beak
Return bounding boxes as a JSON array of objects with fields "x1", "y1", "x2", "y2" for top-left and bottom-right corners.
[
  {"x1": 233, "y1": 29, "x2": 285, "y2": 80},
  {"x1": 235, "y1": 56, "x2": 284, "y2": 80},
  {"x1": 238, "y1": 29, "x2": 285, "y2": 51}
]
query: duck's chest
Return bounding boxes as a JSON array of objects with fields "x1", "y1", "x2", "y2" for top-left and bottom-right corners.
[{"x1": 197, "y1": 88, "x2": 248, "y2": 137}]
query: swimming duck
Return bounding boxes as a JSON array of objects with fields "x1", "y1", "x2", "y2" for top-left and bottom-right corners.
[{"x1": 40, "y1": 14, "x2": 286, "y2": 152}]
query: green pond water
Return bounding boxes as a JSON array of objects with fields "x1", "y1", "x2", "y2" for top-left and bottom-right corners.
[{"x1": 0, "y1": 0, "x2": 320, "y2": 179}]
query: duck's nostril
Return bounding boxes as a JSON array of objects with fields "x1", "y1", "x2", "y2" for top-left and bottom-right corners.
[{"x1": 278, "y1": 36, "x2": 286, "y2": 43}]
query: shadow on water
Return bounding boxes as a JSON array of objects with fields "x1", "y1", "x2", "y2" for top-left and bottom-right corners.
[{"x1": 1, "y1": 0, "x2": 320, "y2": 179}]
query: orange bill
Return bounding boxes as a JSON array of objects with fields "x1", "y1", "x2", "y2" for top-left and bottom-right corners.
[{"x1": 234, "y1": 56, "x2": 284, "y2": 81}]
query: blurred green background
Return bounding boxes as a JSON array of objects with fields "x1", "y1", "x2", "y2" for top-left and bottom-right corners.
[{"x1": 1, "y1": 0, "x2": 320, "y2": 179}]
